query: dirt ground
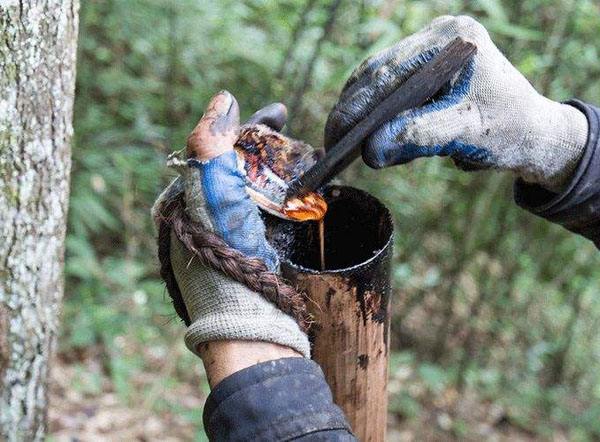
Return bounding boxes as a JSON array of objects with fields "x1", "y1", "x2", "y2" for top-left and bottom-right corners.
[
  {"x1": 48, "y1": 347, "x2": 206, "y2": 441},
  {"x1": 48, "y1": 351, "x2": 567, "y2": 442}
]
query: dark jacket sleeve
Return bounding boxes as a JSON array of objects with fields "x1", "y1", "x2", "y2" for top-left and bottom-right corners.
[
  {"x1": 514, "y1": 99, "x2": 600, "y2": 248},
  {"x1": 202, "y1": 357, "x2": 355, "y2": 441}
]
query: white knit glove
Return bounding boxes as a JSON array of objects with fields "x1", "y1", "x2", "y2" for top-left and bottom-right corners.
[
  {"x1": 325, "y1": 15, "x2": 589, "y2": 192},
  {"x1": 153, "y1": 91, "x2": 310, "y2": 358},
  {"x1": 168, "y1": 230, "x2": 310, "y2": 359}
]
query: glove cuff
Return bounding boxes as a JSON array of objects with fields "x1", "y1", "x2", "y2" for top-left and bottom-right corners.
[
  {"x1": 184, "y1": 311, "x2": 311, "y2": 359},
  {"x1": 519, "y1": 98, "x2": 588, "y2": 192}
]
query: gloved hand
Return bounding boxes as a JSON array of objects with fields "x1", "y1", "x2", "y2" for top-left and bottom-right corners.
[
  {"x1": 325, "y1": 15, "x2": 589, "y2": 192},
  {"x1": 155, "y1": 91, "x2": 310, "y2": 358}
]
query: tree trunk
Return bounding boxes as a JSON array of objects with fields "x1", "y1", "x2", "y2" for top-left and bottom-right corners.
[{"x1": 0, "y1": 1, "x2": 79, "y2": 440}]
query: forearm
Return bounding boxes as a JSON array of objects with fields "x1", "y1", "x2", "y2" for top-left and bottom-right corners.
[
  {"x1": 202, "y1": 357, "x2": 355, "y2": 441},
  {"x1": 197, "y1": 340, "x2": 302, "y2": 388}
]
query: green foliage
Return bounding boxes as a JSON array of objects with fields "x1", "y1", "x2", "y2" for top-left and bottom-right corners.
[{"x1": 64, "y1": 0, "x2": 600, "y2": 438}]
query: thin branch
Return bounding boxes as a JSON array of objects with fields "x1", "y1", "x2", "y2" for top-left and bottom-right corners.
[
  {"x1": 276, "y1": 0, "x2": 320, "y2": 81},
  {"x1": 287, "y1": 0, "x2": 344, "y2": 134},
  {"x1": 539, "y1": 0, "x2": 581, "y2": 96}
]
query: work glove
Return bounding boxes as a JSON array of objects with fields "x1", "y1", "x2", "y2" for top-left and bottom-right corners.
[
  {"x1": 153, "y1": 91, "x2": 310, "y2": 358},
  {"x1": 325, "y1": 15, "x2": 589, "y2": 192}
]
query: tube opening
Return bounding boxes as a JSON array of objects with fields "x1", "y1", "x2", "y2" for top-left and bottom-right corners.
[{"x1": 265, "y1": 185, "x2": 393, "y2": 272}]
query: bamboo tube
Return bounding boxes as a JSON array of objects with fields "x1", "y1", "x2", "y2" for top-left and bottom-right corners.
[{"x1": 266, "y1": 185, "x2": 394, "y2": 441}]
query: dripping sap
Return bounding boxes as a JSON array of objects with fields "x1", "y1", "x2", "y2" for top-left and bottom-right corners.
[
  {"x1": 318, "y1": 218, "x2": 325, "y2": 271},
  {"x1": 282, "y1": 193, "x2": 327, "y2": 271}
]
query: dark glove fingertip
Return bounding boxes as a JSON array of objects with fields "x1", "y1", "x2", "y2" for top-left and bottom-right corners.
[
  {"x1": 313, "y1": 147, "x2": 325, "y2": 161},
  {"x1": 362, "y1": 143, "x2": 391, "y2": 169},
  {"x1": 362, "y1": 129, "x2": 417, "y2": 169},
  {"x1": 452, "y1": 156, "x2": 492, "y2": 171},
  {"x1": 246, "y1": 103, "x2": 288, "y2": 131},
  {"x1": 324, "y1": 101, "x2": 367, "y2": 151},
  {"x1": 325, "y1": 84, "x2": 391, "y2": 151},
  {"x1": 323, "y1": 110, "x2": 345, "y2": 150}
]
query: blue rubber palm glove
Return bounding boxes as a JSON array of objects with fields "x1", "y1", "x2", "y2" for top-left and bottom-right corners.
[
  {"x1": 154, "y1": 91, "x2": 310, "y2": 358},
  {"x1": 325, "y1": 16, "x2": 589, "y2": 192},
  {"x1": 182, "y1": 96, "x2": 280, "y2": 271}
]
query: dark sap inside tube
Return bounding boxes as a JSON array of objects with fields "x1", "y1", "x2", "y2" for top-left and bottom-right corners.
[{"x1": 265, "y1": 186, "x2": 393, "y2": 272}]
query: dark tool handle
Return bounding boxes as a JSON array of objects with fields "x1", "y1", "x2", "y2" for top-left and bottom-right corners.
[{"x1": 286, "y1": 37, "x2": 477, "y2": 199}]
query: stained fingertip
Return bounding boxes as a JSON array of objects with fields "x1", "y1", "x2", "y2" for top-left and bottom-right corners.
[
  {"x1": 227, "y1": 94, "x2": 240, "y2": 126},
  {"x1": 208, "y1": 90, "x2": 234, "y2": 115},
  {"x1": 206, "y1": 90, "x2": 239, "y2": 129},
  {"x1": 186, "y1": 91, "x2": 239, "y2": 161}
]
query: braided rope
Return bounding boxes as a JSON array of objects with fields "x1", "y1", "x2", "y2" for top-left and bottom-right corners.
[{"x1": 156, "y1": 193, "x2": 311, "y2": 332}]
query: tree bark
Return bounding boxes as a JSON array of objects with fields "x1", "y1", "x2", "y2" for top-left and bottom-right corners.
[{"x1": 0, "y1": 1, "x2": 79, "y2": 440}]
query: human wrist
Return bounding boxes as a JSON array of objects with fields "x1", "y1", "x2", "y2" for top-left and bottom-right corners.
[
  {"x1": 198, "y1": 340, "x2": 302, "y2": 388},
  {"x1": 183, "y1": 302, "x2": 312, "y2": 359}
]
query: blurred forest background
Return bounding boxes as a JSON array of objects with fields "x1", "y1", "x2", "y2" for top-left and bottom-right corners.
[{"x1": 49, "y1": 0, "x2": 600, "y2": 440}]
